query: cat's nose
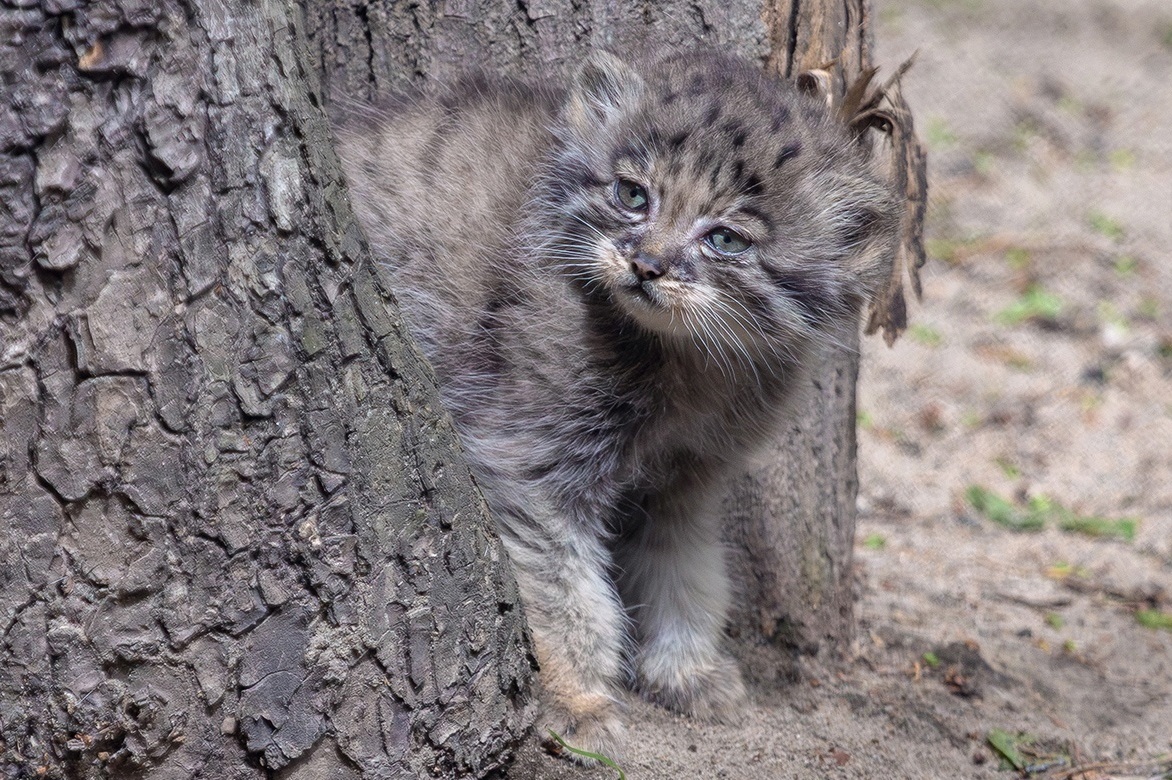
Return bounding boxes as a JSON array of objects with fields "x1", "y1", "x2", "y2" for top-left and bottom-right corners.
[{"x1": 631, "y1": 254, "x2": 664, "y2": 281}]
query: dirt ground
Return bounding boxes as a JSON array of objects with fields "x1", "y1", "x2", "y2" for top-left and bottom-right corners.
[{"x1": 507, "y1": 0, "x2": 1172, "y2": 777}]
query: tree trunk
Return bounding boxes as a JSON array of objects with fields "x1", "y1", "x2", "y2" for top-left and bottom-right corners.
[
  {"x1": 1, "y1": 0, "x2": 886, "y2": 778},
  {"x1": 1, "y1": 2, "x2": 529, "y2": 777}
]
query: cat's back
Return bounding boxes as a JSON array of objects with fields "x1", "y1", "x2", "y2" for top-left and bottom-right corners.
[
  {"x1": 333, "y1": 73, "x2": 561, "y2": 275},
  {"x1": 332, "y1": 73, "x2": 569, "y2": 374}
]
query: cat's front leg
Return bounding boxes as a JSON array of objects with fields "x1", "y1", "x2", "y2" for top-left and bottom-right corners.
[
  {"x1": 612, "y1": 476, "x2": 746, "y2": 718},
  {"x1": 492, "y1": 499, "x2": 628, "y2": 761}
]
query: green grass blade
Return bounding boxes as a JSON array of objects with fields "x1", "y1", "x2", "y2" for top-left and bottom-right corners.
[
  {"x1": 547, "y1": 730, "x2": 626, "y2": 780},
  {"x1": 1136, "y1": 609, "x2": 1172, "y2": 631},
  {"x1": 966, "y1": 485, "x2": 1045, "y2": 531},
  {"x1": 1057, "y1": 514, "x2": 1137, "y2": 541},
  {"x1": 987, "y1": 729, "x2": 1026, "y2": 770}
]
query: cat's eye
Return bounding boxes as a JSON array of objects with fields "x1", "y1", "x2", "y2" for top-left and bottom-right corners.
[
  {"x1": 705, "y1": 227, "x2": 752, "y2": 256},
  {"x1": 614, "y1": 179, "x2": 649, "y2": 212}
]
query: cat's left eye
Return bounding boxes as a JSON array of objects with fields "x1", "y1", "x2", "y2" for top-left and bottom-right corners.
[
  {"x1": 614, "y1": 179, "x2": 649, "y2": 212},
  {"x1": 705, "y1": 227, "x2": 752, "y2": 256}
]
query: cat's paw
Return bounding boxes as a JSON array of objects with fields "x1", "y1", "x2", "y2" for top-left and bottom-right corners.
[
  {"x1": 637, "y1": 652, "x2": 747, "y2": 721},
  {"x1": 538, "y1": 690, "x2": 626, "y2": 766}
]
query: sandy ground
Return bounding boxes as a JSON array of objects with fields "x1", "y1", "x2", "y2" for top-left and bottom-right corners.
[{"x1": 506, "y1": 0, "x2": 1172, "y2": 776}]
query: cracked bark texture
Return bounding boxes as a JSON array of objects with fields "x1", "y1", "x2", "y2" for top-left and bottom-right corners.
[
  {"x1": 1, "y1": 0, "x2": 881, "y2": 777},
  {"x1": 1, "y1": 1, "x2": 530, "y2": 777}
]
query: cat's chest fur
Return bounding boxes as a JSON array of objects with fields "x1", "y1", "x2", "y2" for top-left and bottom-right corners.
[{"x1": 487, "y1": 285, "x2": 785, "y2": 491}]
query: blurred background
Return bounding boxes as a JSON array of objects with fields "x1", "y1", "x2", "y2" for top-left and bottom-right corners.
[{"x1": 854, "y1": 0, "x2": 1172, "y2": 759}]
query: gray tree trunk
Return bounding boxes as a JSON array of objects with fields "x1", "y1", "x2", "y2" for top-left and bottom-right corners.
[
  {"x1": 1, "y1": 0, "x2": 883, "y2": 777},
  {"x1": 1, "y1": 1, "x2": 528, "y2": 777},
  {"x1": 725, "y1": 0, "x2": 880, "y2": 675}
]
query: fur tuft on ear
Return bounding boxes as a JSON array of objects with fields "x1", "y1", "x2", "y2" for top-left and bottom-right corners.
[{"x1": 563, "y1": 51, "x2": 644, "y2": 132}]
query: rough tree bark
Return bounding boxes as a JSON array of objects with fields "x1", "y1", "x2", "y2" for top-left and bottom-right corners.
[
  {"x1": 0, "y1": 1, "x2": 529, "y2": 777},
  {"x1": 1, "y1": 0, "x2": 894, "y2": 777}
]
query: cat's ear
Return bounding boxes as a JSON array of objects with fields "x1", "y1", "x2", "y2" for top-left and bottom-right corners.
[{"x1": 564, "y1": 51, "x2": 644, "y2": 131}]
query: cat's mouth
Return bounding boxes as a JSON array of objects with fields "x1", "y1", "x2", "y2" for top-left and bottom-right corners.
[
  {"x1": 615, "y1": 280, "x2": 694, "y2": 337},
  {"x1": 626, "y1": 281, "x2": 656, "y2": 302},
  {"x1": 621, "y1": 280, "x2": 669, "y2": 311},
  {"x1": 597, "y1": 250, "x2": 687, "y2": 334}
]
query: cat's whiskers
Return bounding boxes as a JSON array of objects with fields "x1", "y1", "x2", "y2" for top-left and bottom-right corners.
[
  {"x1": 681, "y1": 311, "x2": 734, "y2": 382},
  {"x1": 706, "y1": 296, "x2": 801, "y2": 381},
  {"x1": 565, "y1": 212, "x2": 614, "y2": 245},
  {"x1": 692, "y1": 301, "x2": 763, "y2": 386}
]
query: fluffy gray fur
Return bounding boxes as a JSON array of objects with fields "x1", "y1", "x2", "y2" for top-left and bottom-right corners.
[{"x1": 333, "y1": 50, "x2": 899, "y2": 759}]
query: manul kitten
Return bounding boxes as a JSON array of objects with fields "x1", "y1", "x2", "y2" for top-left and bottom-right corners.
[{"x1": 334, "y1": 50, "x2": 899, "y2": 759}]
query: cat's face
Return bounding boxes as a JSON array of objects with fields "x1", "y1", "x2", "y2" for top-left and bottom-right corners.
[{"x1": 545, "y1": 52, "x2": 898, "y2": 358}]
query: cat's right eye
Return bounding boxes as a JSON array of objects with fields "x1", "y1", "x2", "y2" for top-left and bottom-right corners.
[
  {"x1": 704, "y1": 227, "x2": 752, "y2": 256},
  {"x1": 614, "y1": 179, "x2": 649, "y2": 213}
]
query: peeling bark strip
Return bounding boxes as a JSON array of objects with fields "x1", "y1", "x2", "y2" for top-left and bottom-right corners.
[
  {"x1": 798, "y1": 57, "x2": 929, "y2": 344},
  {"x1": 0, "y1": 1, "x2": 529, "y2": 777}
]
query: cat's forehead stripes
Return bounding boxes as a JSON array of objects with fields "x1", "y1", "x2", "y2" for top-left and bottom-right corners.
[
  {"x1": 609, "y1": 65, "x2": 822, "y2": 207},
  {"x1": 623, "y1": 124, "x2": 785, "y2": 213},
  {"x1": 628, "y1": 151, "x2": 769, "y2": 233}
]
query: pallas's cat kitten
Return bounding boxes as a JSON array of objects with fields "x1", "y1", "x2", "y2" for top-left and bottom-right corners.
[{"x1": 334, "y1": 51, "x2": 898, "y2": 757}]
